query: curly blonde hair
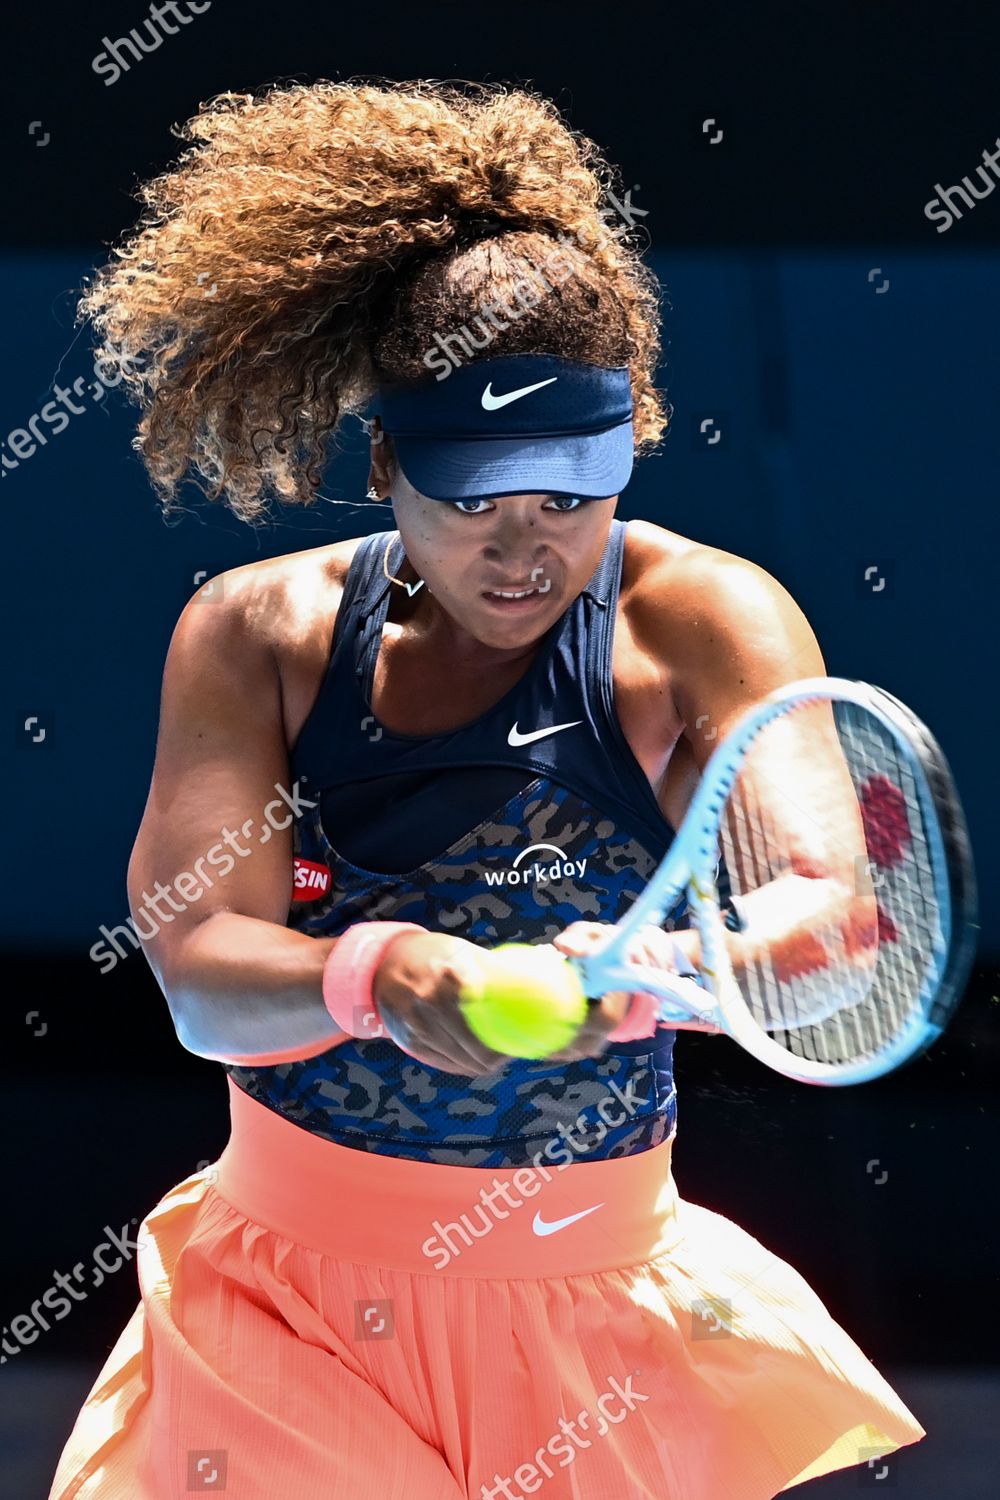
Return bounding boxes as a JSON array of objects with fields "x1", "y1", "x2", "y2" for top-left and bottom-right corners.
[{"x1": 80, "y1": 79, "x2": 669, "y2": 524}]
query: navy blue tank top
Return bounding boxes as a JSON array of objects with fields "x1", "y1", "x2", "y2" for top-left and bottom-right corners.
[{"x1": 227, "y1": 520, "x2": 687, "y2": 1167}]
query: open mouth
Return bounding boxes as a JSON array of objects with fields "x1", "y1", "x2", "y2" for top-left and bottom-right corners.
[
  {"x1": 481, "y1": 583, "x2": 556, "y2": 609},
  {"x1": 482, "y1": 572, "x2": 555, "y2": 604},
  {"x1": 484, "y1": 585, "x2": 546, "y2": 601}
]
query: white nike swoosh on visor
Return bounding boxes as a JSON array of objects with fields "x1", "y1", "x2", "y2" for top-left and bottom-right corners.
[
  {"x1": 481, "y1": 376, "x2": 558, "y2": 410},
  {"x1": 532, "y1": 1204, "x2": 604, "y2": 1237},
  {"x1": 507, "y1": 720, "x2": 582, "y2": 747}
]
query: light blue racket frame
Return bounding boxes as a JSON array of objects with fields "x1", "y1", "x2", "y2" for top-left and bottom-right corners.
[{"x1": 568, "y1": 677, "x2": 977, "y2": 1085}]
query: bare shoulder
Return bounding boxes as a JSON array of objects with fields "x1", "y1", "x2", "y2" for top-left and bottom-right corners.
[
  {"x1": 622, "y1": 518, "x2": 815, "y2": 660},
  {"x1": 620, "y1": 518, "x2": 825, "y2": 729},
  {"x1": 173, "y1": 534, "x2": 367, "y2": 663},
  {"x1": 187, "y1": 538, "x2": 362, "y2": 654},
  {"x1": 623, "y1": 517, "x2": 780, "y2": 610},
  {"x1": 168, "y1": 537, "x2": 368, "y2": 750}
]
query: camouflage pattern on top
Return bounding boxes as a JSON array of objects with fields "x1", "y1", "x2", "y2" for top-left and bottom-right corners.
[{"x1": 227, "y1": 777, "x2": 683, "y2": 1167}]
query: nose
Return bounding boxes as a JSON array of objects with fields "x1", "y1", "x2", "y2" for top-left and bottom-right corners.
[{"x1": 481, "y1": 500, "x2": 551, "y2": 575}]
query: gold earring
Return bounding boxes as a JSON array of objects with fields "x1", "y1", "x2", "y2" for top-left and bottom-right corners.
[{"x1": 382, "y1": 536, "x2": 425, "y2": 597}]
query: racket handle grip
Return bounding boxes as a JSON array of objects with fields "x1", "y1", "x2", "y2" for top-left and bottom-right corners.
[{"x1": 607, "y1": 937, "x2": 701, "y2": 1042}]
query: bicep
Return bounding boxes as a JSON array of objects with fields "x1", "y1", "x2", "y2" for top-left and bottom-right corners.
[
  {"x1": 720, "y1": 703, "x2": 866, "y2": 889},
  {"x1": 128, "y1": 578, "x2": 296, "y2": 988},
  {"x1": 671, "y1": 557, "x2": 827, "y2": 764},
  {"x1": 668, "y1": 557, "x2": 863, "y2": 879}
]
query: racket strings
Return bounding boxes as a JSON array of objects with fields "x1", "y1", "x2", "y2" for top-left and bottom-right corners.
[{"x1": 717, "y1": 700, "x2": 945, "y2": 1067}]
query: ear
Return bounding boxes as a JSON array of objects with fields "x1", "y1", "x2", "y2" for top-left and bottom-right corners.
[{"x1": 368, "y1": 419, "x2": 396, "y2": 496}]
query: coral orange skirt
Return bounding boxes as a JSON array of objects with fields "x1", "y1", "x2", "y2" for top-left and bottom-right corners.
[{"x1": 50, "y1": 1080, "x2": 924, "y2": 1498}]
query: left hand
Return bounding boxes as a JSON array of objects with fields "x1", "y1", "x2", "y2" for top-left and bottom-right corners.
[{"x1": 551, "y1": 922, "x2": 722, "y2": 1043}]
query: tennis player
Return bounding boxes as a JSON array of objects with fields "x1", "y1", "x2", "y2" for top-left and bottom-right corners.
[{"x1": 51, "y1": 81, "x2": 924, "y2": 1499}]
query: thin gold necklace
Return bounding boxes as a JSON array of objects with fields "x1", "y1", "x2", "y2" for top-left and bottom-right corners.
[{"x1": 382, "y1": 535, "x2": 425, "y2": 597}]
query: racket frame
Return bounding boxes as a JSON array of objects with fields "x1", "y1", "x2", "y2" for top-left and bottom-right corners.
[{"x1": 569, "y1": 677, "x2": 977, "y2": 1085}]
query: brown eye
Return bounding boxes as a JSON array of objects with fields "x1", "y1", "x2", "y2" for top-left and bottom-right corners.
[{"x1": 545, "y1": 495, "x2": 584, "y2": 512}]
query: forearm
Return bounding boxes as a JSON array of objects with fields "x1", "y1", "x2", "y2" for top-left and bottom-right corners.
[
  {"x1": 161, "y1": 911, "x2": 346, "y2": 1064},
  {"x1": 672, "y1": 872, "x2": 874, "y2": 982}
]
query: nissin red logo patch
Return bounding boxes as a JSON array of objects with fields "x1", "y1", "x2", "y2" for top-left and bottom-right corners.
[{"x1": 292, "y1": 858, "x2": 332, "y2": 901}]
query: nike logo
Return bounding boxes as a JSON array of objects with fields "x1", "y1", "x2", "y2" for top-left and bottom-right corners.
[
  {"x1": 532, "y1": 1204, "x2": 604, "y2": 1237},
  {"x1": 507, "y1": 720, "x2": 582, "y2": 747},
  {"x1": 481, "y1": 376, "x2": 558, "y2": 410}
]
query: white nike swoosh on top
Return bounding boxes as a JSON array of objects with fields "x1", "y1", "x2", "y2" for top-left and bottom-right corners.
[
  {"x1": 481, "y1": 376, "x2": 558, "y2": 410},
  {"x1": 532, "y1": 1204, "x2": 604, "y2": 1237},
  {"x1": 507, "y1": 720, "x2": 583, "y2": 747}
]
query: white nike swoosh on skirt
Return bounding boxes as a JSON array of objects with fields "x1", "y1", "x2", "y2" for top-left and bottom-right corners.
[
  {"x1": 507, "y1": 719, "x2": 583, "y2": 747},
  {"x1": 532, "y1": 1204, "x2": 604, "y2": 1237}
]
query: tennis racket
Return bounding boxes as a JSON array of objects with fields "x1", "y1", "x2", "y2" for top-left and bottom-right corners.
[{"x1": 566, "y1": 677, "x2": 977, "y2": 1085}]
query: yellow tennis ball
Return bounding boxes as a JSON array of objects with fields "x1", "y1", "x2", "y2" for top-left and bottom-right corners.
[{"x1": 459, "y1": 943, "x2": 588, "y2": 1059}]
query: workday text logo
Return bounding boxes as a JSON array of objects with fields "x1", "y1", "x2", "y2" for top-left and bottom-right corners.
[{"x1": 483, "y1": 843, "x2": 589, "y2": 889}]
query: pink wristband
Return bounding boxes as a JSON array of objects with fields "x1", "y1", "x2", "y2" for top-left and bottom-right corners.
[
  {"x1": 607, "y1": 991, "x2": 660, "y2": 1044},
  {"x1": 322, "y1": 922, "x2": 424, "y2": 1043}
]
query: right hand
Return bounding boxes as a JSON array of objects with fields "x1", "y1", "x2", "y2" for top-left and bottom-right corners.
[
  {"x1": 372, "y1": 930, "x2": 516, "y2": 1076},
  {"x1": 552, "y1": 922, "x2": 722, "y2": 1034}
]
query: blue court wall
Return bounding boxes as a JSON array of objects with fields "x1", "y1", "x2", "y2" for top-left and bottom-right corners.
[{"x1": 4, "y1": 249, "x2": 998, "y2": 956}]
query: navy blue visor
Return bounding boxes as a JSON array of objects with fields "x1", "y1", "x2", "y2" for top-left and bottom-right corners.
[{"x1": 372, "y1": 355, "x2": 634, "y2": 501}]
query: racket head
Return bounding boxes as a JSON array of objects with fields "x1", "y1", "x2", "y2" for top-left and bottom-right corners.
[
  {"x1": 868, "y1": 686, "x2": 978, "y2": 1033},
  {"x1": 693, "y1": 679, "x2": 978, "y2": 1083}
]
